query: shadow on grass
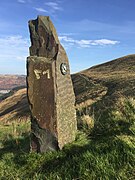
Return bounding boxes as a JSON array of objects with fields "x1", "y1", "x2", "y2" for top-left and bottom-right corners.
[
  {"x1": 0, "y1": 130, "x2": 134, "y2": 179},
  {"x1": 10, "y1": 136, "x2": 135, "y2": 179},
  {"x1": 0, "y1": 132, "x2": 30, "y2": 158},
  {"x1": 0, "y1": 96, "x2": 134, "y2": 179}
]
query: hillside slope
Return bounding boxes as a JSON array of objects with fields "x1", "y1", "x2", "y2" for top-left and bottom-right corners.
[
  {"x1": 0, "y1": 89, "x2": 29, "y2": 121},
  {"x1": 0, "y1": 54, "x2": 135, "y2": 121},
  {"x1": 72, "y1": 54, "x2": 135, "y2": 108}
]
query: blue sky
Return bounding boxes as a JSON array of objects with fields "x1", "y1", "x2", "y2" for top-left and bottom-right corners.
[{"x1": 0, "y1": 0, "x2": 135, "y2": 74}]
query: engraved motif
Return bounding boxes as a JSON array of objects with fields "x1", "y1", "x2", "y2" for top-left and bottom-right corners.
[
  {"x1": 34, "y1": 69, "x2": 42, "y2": 79},
  {"x1": 60, "y1": 63, "x2": 67, "y2": 75},
  {"x1": 34, "y1": 69, "x2": 50, "y2": 79},
  {"x1": 43, "y1": 69, "x2": 50, "y2": 79}
]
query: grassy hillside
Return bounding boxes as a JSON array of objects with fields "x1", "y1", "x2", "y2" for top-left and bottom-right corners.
[
  {"x1": 0, "y1": 54, "x2": 135, "y2": 122},
  {"x1": 0, "y1": 55, "x2": 135, "y2": 179},
  {"x1": 73, "y1": 54, "x2": 135, "y2": 106},
  {"x1": 72, "y1": 54, "x2": 135, "y2": 138},
  {"x1": 0, "y1": 98, "x2": 134, "y2": 179},
  {"x1": 0, "y1": 88, "x2": 29, "y2": 122}
]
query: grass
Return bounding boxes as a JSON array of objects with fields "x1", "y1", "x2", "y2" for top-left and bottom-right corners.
[
  {"x1": 0, "y1": 98, "x2": 135, "y2": 180},
  {"x1": 72, "y1": 55, "x2": 135, "y2": 107}
]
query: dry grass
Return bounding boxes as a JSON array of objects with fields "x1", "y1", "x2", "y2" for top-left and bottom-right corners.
[
  {"x1": 0, "y1": 88, "x2": 29, "y2": 122},
  {"x1": 72, "y1": 55, "x2": 135, "y2": 113},
  {"x1": 0, "y1": 98, "x2": 134, "y2": 179},
  {"x1": 0, "y1": 55, "x2": 135, "y2": 179}
]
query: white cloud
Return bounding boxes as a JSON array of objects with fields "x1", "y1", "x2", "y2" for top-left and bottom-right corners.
[
  {"x1": 90, "y1": 39, "x2": 119, "y2": 45},
  {"x1": 34, "y1": 7, "x2": 48, "y2": 13},
  {"x1": 45, "y1": 2, "x2": 63, "y2": 11},
  {"x1": 18, "y1": 0, "x2": 25, "y2": 3},
  {"x1": 59, "y1": 33, "x2": 77, "y2": 36},
  {"x1": 58, "y1": 36, "x2": 119, "y2": 48},
  {"x1": 59, "y1": 36, "x2": 75, "y2": 43},
  {"x1": 0, "y1": 35, "x2": 29, "y2": 62}
]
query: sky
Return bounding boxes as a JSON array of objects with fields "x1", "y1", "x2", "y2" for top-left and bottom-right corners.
[{"x1": 0, "y1": 0, "x2": 135, "y2": 74}]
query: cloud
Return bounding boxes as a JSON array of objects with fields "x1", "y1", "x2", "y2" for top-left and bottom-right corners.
[
  {"x1": 89, "y1": 39, "x2": 119, "y2": 45},
  {"x1": 59, "y1": 36, "x2": 75, "y2": 43},
  {"x1": 59, "y1": 36, "x2": 119, "y2": 48},
  {"x1": 0, "y1": 35, "x2": 29, "y2": 62},
  {"x1": 45, "y1": 1, "x2": 63, "y2": 11},
  {"x1": 17, "y1": 0, "x2": 26, "y2": 3},
  {"x1": 76, "y1": 39, "x2": 119, "y2": 47},
  {"x1": 59, "y1": 33, "x2": 78, "y2": 36},
  {"x1": 34, "y1": 7, "x2": 48, "y2": 13},
  {"x1": 33, "y1": 1, "x2": 63, "y2": 17}
]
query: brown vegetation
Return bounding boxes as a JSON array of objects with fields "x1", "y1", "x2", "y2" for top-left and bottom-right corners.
[
  {"x1": 0, "y1": 54, "x2": 135, "y2": 122},
  {"x1": 73, "y1": 54, "x2": 135, "y2": 108},
  {"x1": 0, "y1": 75, "x2": 26, "y2": 90},
  {"x1": 0, "y1": 88, "x2": 29, "y2": 122}
]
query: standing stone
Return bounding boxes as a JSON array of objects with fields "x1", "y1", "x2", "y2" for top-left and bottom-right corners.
[{"x1": 27, "y1": 16, "x2": 77, "y2": 152}]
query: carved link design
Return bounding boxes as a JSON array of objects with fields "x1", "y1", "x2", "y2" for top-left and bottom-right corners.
[{"x1": 34, "y1": 69, "x2": 50, "y2": 79}]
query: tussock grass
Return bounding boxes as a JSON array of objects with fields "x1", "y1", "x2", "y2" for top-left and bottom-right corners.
[{"x1": 0, "y1": 99, "x2": 135, "y2": 179}]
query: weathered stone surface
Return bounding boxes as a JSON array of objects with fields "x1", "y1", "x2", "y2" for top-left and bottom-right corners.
[
  {"x1": 27, "y1": 16, "x2": 77, "y2": 152},
  {"x1": 29, "y1": 16, "x2": 59, "y2": 58}
]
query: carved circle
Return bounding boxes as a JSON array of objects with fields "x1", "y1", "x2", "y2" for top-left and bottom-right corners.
[{"x1": 60, "y1": 63, "x2": 68, "y2": 75}]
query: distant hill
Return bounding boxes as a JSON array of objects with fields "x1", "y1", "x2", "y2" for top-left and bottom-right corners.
[
  {"x1": 0, "y1": 54, "x2": 135, "y2": 121},
  {"x1": 0, "y1": 74, "x2": 26, "y2": 90}
]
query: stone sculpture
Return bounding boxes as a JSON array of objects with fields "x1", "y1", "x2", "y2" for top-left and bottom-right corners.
[{"x1": 27, "y1": 16, "x2": 77, "y2": 152}]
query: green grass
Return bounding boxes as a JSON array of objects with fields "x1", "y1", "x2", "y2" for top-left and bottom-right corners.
[{"x1": 0, "y1": 98, "x2": 135, "y2": 180}]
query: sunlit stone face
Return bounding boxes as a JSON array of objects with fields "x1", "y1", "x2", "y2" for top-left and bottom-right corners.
[{"x1": 27, "y1": 16, "x2": 77, "y2": 153}]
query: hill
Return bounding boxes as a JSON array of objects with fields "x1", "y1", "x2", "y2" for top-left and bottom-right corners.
[
  {"x1": 0, "y1": 55, "x2": 135, "y2": 179},
  {"x1": 73, "y1": 54, "x2": 135, "y2": 107},
  {"x1": 0, "y1": 74, "x2": 26, "y2": 91},
  {"x1": 0, "y1": 54, "x2": 135, "y2": 122},
  {"x1": 0, "y1": 88, "x2": 29, "y2": 122}
]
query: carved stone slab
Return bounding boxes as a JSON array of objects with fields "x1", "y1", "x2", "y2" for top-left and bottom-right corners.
[{"x1": 27, "y1": 16, "x2": 77, "y2": 152}]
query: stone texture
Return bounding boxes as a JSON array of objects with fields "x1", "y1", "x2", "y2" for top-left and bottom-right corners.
[{"x1": 27, "y1": 16, "x2": 77, "y2": 152}]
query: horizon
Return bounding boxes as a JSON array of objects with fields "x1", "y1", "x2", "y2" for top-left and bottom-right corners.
[
  {"x1": 0, "y1": 53, "x2": 135, "y2": 75},
  {"x1": 1, "y1": 0, "x2": 135, "y2": 74}
]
